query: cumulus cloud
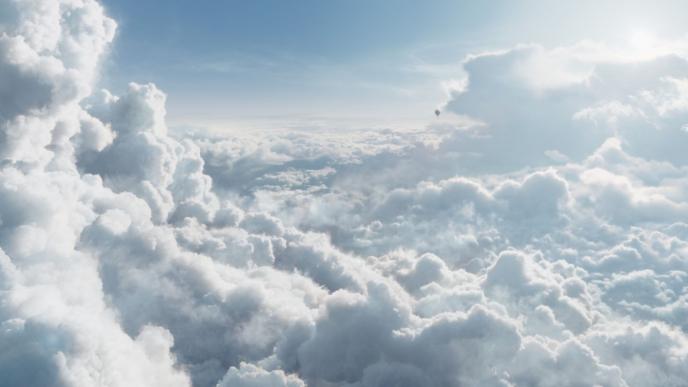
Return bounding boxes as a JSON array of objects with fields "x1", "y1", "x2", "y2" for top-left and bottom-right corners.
[
  {"x1": 443, "y1": 43, "x2": 688, "y2": 170},
  {"x1": 217, "y1": 363, "x2": 305, "y2": 387},
  {"x1": 2, "y1": 1, "x2": 688, "y2": 387}
]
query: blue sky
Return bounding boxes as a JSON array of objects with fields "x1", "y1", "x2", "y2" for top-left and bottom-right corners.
[{"x1": 99, "y1": 0, "x2": 688, "y2": 131}]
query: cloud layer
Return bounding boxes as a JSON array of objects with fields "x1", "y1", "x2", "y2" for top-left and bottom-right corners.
[{"x1": 2, "y1": 2, "x2": 688, "y2": 387}]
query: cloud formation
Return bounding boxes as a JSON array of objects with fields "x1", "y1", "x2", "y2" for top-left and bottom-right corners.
[{"x1": 2, "y1": 1, "x2": 688, "y2": 387}]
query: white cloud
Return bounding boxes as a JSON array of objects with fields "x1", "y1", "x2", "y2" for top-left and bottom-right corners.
[
  {"x1": 217, "y1": 363, "x2": 305, "y2": 387},
  {"x1": 2, "y1": 1, "x2": 688, "y2": 387}
]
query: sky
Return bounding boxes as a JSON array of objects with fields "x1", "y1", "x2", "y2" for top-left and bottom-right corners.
[
  {"x1": 99, "y1": 0, "x2": 688, "y2": 130},
  {"x1": 4, "y1": 1, "x2": 688, "y2": 387}
]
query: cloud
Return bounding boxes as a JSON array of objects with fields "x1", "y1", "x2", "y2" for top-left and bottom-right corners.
[
  {"x1": 2, "y1": 1, "x2": 688, "y2": 387},
  {"x1": 0, "y1": 0, "x2": 115, "y2": 165},
  {"x1": 443, "y1": 44, "x2": 688, "y2": 170},
  {"x1": 217, "y1": 363, "x2": 305, "y2": 387}
]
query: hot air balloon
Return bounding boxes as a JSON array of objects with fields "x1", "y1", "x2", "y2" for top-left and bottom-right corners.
[{"x1": 434, "y1": 109, "x2": 441, "y2": 117}]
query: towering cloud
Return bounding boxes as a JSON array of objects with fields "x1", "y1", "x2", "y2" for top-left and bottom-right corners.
[{"x1": 2, "y1": 1, "x2": 688, "y2": 387}]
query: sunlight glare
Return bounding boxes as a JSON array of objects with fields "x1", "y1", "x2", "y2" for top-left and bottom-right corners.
[{"x1": 628, "y1": 29, "x2": 656, "y2": 52}]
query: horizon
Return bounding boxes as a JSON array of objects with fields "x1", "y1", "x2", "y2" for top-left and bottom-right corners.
[{"x1": 99, "y1": 0, "x2": 688, "y2": 131}]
